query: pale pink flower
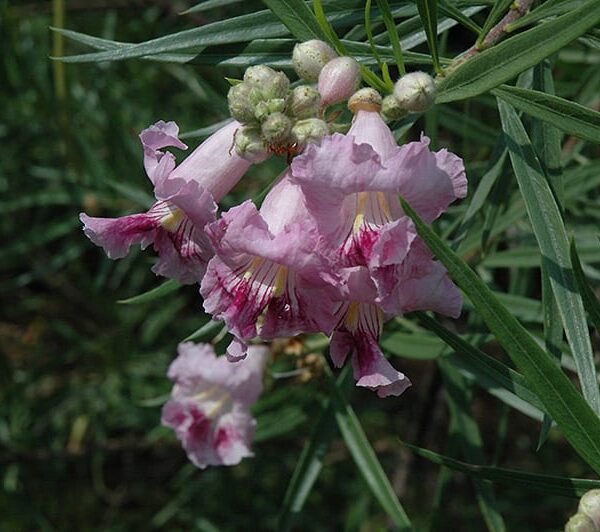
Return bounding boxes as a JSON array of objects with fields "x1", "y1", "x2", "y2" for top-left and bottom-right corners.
[
  {"x1": 161, "y1": 342, "x2": 267, "y2": 469},
  {"x1": 290, "y1": 107, "x2": 467, "y2": 395},
  {"x1": 200, "y1": 173, "x2": 341, "y2": 358},
  {"x1": 81, "y1": 120, "x2": 257, "y2": 284}
]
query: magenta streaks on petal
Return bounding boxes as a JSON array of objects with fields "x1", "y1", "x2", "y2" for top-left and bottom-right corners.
[
  {"x1": 80, "y1": 212, "x2": 158, "y2": 260},
  {"x1": 162, "y1": 342, "x2": 267, "y2": 469}
]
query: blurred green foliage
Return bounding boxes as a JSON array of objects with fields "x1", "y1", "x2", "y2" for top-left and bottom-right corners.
[{"x1": 1, "y1": 0, "x2": 599, "y2": 530}]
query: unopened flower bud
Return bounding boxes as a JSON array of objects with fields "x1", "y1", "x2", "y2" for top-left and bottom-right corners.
[
  {"x1": 227, "y1": 82, "x2": 256, "y2": 124},
  {"x1": 244, "y1": 65, "x2": 290, "y2": 101},
  {"x1": 579, "y1": 490, "x2": 600, "y2": 528},
  {"x1": 565, "y1": 513, "x2": 598, "y2": 532},
  {"x1": 291, "y1": 118, "x2": 329, "y2": 147},
  {"x1": 288, "y1": 86, "x2": 321, "y2": 119},
  {"x1": 348, "y1": 88, "x2": 382, "y2": 114},
  {"x1": 234, "y1": 126, "x2": 269, "y2": 163},
  {"x1": 381, "y1": 94, "x2": 407, "y2": 121},
  {"x1": 318, "y1": 56, "x2": 361, "y2": 107},
  {"x1": 393, "y1": 71, "x2": 436, "y2": 113},
  {"x1": 292, "y1": 39, "x2": 337, "y2": 82},
  {"x1": 261, "y1": 112, "x2": 292, "y2": 144},
  {"x1": 254, "y1": 98, "x2": 287, "y2": 122}
]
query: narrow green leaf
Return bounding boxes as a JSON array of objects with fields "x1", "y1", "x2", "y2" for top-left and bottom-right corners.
[
  {"x1": 459, "y1": 138, "x2": 507, "y2": 230},
  {"x1": 440, "y1": 361, "x2": 506, "y2": 532},
  {"x1": 436, "y1": 0, "x2": 600, "y2": 103},
  {"x1": 182, "y1": 0, "x2": 245, "y2": 14},
  {"x1": 182, "y1": 319, "x2": 223, "y2": 342},
  {"x1": 117, "y1": 279, "x2": 181, "y2": 304},
  {"x1": 493, "y1": 85, "x2": 600, "y2": 143},
  {"x1": 278, "y1": 371, "x2": 349, "y2": 531},
  {"x1": 571, "y1": 240, "x2": 600, "y2": 334},
  {"x1": 531, "y1": 60, "x2": 564, "y2": 207},
  {"x1": 499, "y1": 100, "x2": 600, "y2": 415},
  {"x1": 400, "y1": 197, "x2": 600, "y2": 475},
  {"x1": 507, "y1": 0, "x2": 581, "y2": 32},
  {"x1": 438, "y1": 0, "x2": 481, "y2": 35},
  {"x1": 478, "y1": 0, "x2": 513, "y2": 46},
  {"x1": 415, "y1": 312, "x2": 545, "y2": 412},
  {"x1": 262, "y1": 0, "x2": 327, "y2": 42},
  {"x1": 538, "y1": 262, "x2": 563, "y2": 449},
  {"x1": 416, "y1": 0, "x2": 441, "y2": 73},
  {"x1": 402, "y1": 442, "x2": 600, "y2": 497},
  {"x1": 328, "y1": 372, "x2": 412, "y2": 529},
  {"x1": 376, "y1": 0, "x2": 406, "y2": 75},
  {"x1": 313, "y1": 0, "x2": 347, "y2": 55}
]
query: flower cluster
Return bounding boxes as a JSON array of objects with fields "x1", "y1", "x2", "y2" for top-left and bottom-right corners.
[{"x1": 81, "y1": 40, "x2": 467, "y2": 466}]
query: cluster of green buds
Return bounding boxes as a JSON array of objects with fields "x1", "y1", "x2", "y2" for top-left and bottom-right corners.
[
  {"x1": 566, "y1": 490, "x2": 600, "y2": 531},
  {"x1": 228, "y1": 64, "x2": 329, "y2": 162},
  {"x1": 228, "y1": 40, "x2": 364, "y2": 162}
]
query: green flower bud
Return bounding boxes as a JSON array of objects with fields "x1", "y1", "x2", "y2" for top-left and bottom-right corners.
[
  {"x1": 393, "y1": 71, "x2": 436, "y2": 113},
  {"x1": 244, "y1": 65, "x2": 290, "y2": 101},
  {"x1": 565, "y1": 513, "x2": 598, "y2": 532},
  {"x1": 254, "y1": 98, "x2": 287, "y2": 122},
  {"x1": 227, "y1": 82, "x2": 256, "y2": 124},
  {"x1": 292, "y1": 40, "x2": 337, "y2": 82},
  {"x1": 261, "y1": 112, "x2": 292, "y2": 144},
  {"x1": 288, "y1": 86, "x2": 321, "y2": 119},
  {"x1": 381, "y1": 94, "x2": 407, "y2": 121},
  {"x1": 348, "y1": 88, "x2": 382, "y2": 114},
  {"x1": 291, "y1": 118, "x2": 329, "y2": 147},
  {"x1": 579, "y1": 490, "x2": 600, "y2": 529},
  {"x1": 234, "y1": 126, "x2": 269, "y2": 163}
]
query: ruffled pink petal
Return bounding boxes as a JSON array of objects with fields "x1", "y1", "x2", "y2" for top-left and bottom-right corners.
[
  {"x1": 214, "y1": 410, "x2": 255, "y2": 465},
  {"x1": 395, "y1": 261, "x2": 463, "y2": 318},
  {"x1": 388, "y1": 135, "x2": 467, "y2": 223},
  {"x1": 151, "y1": 180, "x2": 217, "y2": 284},
  {"x1": 290, "y1": 134, "x2": 385, "y2": 237},
  {"x1": 161, "y1": 400, "x2": 220, "y2": 469},
  {"x1": 352, "y1": 334, "x2": 411, "y2": 398},
  {"x1": 140, "y1": 120, "x2": 187, "y2": 187},
  {"x1": 330, "y1": 329, "x2": 411, "y2": 398},
  {"x1": 80, "y1": 212, "x2": 158, "y2": 259},
  {"x1": 168, "y1": 342, "x2": 266, "y2": 405},
  {"x1": 201, "y1": 177, "x2": 342, "y2": 340}
]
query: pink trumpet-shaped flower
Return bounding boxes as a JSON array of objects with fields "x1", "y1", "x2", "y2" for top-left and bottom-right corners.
[
  {"x1": 331, "y1": 267, "x2": 411, "y2": 397},
  {"x1": 290, "y1": 106, "x2": 467, "y2": 396},
  {"x1": 81, "y1": 120, "x2": 259, "y2": 284},
  {"x1": 161, "y1": 342, "x2": 268, "y2": 469},
  {"x1": 200, "y1": 173, "x2": 341, "y2": 358}
]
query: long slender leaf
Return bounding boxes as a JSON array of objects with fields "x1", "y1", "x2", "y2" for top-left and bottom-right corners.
[
  {"x1": 531, "y1": 60, "x2": 564, "y2": 207},
  {"x1": 376, "y1": 0, "x2": 406, "y2": 75},
  {"x1": 400, "y1": 197, "x2": 600, "y2": 475},
  {"x1": 416, "y1": 0, "x2": 441, "y2": 73},
  {"x1": 436, "y1": 0, "x2": 600, "y2": 102},
  {"x1": 507, "y1": 0, "x2": 582, "y2": 32},
  {"x1": 440, "y1": 361, "x2": 506, "y2": 531},
  {"x1": 117, "y1": 279, "x2": 182, "y2": 305},
  {"x1": 571, "y1": 240, "x2": 600, "y2": 334},
  {"x1": 402, "y1": 442, "x2": 600, "y2": 497},
  {"x1": 415, "y1": 312, "x2": 545, "y2": 412},
  {"x1": 278, "y1": 370, "x2": 351, "y2": 531},
  {"x1": 477, "y1": 0, "x2": 513, "y2": 46},
  {"x1": 498, "y1": 100, "x2": 600, "y2": 415},
  {"x1": 261, "y1": 0, "x2": 327, "y2": 41},
  {"x1": 493, "y1": 85, "x2": 600, "y2": 143},
  {"x1": 328, "y1": 372, "x2": 412, "y2": 529}
]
